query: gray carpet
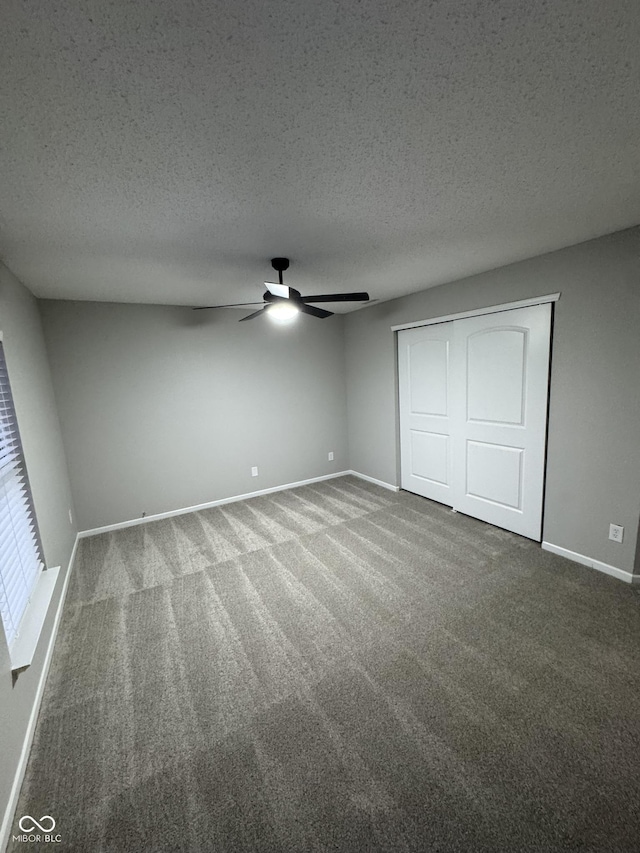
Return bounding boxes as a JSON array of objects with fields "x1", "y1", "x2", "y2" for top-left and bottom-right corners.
[{"x1": 11, "y1": 476, "x2": 640, "y2": 851}]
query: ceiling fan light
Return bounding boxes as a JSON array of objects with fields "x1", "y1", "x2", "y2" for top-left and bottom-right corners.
[{"x1": 267, "y1": 302, "x2": 299, "y2": 322}]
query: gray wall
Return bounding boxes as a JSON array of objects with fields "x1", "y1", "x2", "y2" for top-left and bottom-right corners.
[
  {"x1": 40, "y1": 301, "x2": 349, "y2": 531},
  {"x1": 345, "y1": 227, "x2": 640, "y2": 574},
  {"x1": 0, "y1": 264, "x2": 76, "y2": 836}
]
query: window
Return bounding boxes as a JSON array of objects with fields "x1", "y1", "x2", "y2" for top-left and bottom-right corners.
[{"x1": 0, "y1": 340, "x2": 45, "y2": 651}]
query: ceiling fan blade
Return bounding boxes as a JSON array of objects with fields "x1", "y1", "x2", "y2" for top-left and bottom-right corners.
[
  {"x1": 264, "y1": 281, "x2": 290, "y2": 299},
  {"x1": 239, "y1": 307, "x2": 268, "y2": 322},
  {"x1": 192, "y1": 302, "x2": 264, "y2": 310},
  {"x1": 300, "y1": 292, "x2": 370, "y2": 303},
  {"x1": 299, "y1": 303, "x2": 333, "y2": 319}
]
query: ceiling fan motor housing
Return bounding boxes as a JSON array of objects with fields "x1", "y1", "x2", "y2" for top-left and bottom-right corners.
[{"x1": 264, "y1": 288, "x2": 301, "y2": 303}]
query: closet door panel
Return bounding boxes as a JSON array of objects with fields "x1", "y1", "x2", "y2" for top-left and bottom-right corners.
[
  {"x1": 451, "y1": 304, "x2": 551, "y2": 540},
  {"x1": 398, "y1": 324, "x2": 454, "y2": 505}
]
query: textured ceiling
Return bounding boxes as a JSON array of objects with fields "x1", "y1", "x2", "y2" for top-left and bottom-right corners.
[{"x1": 1, "y1": 0, "x2": 639, "y2": 312}]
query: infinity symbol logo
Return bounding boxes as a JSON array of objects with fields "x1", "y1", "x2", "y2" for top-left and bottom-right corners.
[{"x1": 19, "y1": 815, "x2": 56, "y2": 833}]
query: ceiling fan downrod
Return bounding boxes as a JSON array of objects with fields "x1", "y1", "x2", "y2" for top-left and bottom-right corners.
[{"x1": 270, "y1": 257, "x2": 290, "y2": 286}]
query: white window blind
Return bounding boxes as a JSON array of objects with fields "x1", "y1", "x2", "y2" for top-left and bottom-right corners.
[{"x1": 0, "y1": 341, "x2": 45, "y2": 650}]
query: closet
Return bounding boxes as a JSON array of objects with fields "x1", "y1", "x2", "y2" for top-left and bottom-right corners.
[{"x1": 397, "y1": 303, "x2": 552, "y2": 540}]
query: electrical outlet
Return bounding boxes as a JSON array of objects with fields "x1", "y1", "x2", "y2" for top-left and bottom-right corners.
[
  {"x1": 251, "y1": 466, "x2": 258, "y2": 477},
  {"x1": 328, "y1": 451, "x2": 334, "y2": 461},
  {"x1": 609, "y1": 523, "x2": 624, "y2": 543}
]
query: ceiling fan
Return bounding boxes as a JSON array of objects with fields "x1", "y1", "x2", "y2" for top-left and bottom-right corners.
[{"x1": 194, "y1": 258, "x2": 370, "y2": 321}]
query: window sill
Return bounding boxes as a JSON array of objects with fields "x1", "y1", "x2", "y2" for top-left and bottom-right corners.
[{"x1": 10, "y1": 566, "x2": 61, "y2": 672}]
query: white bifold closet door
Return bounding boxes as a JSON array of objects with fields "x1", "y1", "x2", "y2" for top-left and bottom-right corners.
[{"x1": 398, "y1": 303, "x2": 551, "y2": 540}]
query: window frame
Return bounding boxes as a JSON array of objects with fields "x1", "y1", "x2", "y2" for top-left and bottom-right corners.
[{"x1": 0, "y1": 335, "x2": 47, "y2": 662}]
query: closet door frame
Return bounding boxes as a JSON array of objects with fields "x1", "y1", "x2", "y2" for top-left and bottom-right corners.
[
  {"x1": 392, "y1": 293, "x2": 560, "y2": 334},
  {"x1": 394, "y1": 293, "x2": 559, "y2": 540}
]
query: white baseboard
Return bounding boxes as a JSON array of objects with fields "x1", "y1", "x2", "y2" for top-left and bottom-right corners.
[
  {"x1": 1, "y1": 533, "x2": 80, "y2": 853},
  {"x1": 348, "y1": 470, "x2": 400, "y2": 492},
  {"x1": 542, "y1": 541, "x2": 639, "y2": 584},
  {"x1": 79, "y1": 472, "x2": 353, "y2": 537}
]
